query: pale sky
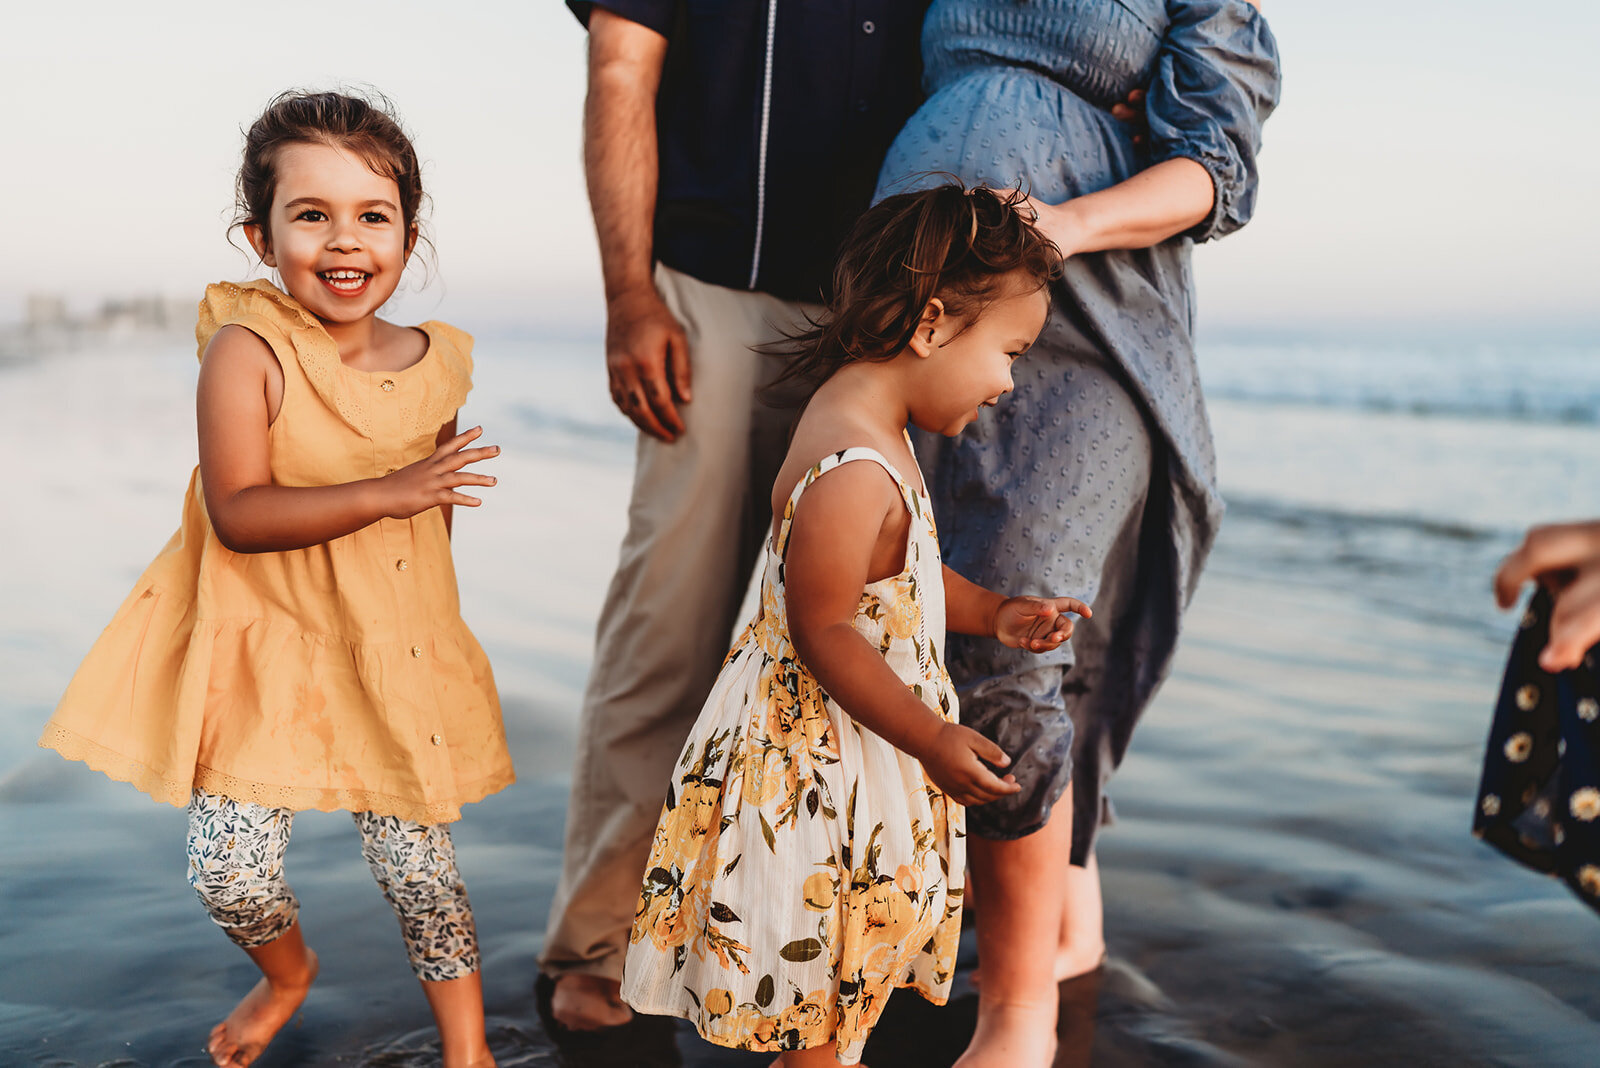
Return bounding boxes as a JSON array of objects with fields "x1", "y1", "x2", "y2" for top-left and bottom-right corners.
[{"x1": 2, "y1": 0, "x2": 1594, "y2": 339}]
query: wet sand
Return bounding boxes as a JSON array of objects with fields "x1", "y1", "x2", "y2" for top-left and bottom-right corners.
[{"x1": 4, "y1": 340, "x2": 1600, "y2": 1065}]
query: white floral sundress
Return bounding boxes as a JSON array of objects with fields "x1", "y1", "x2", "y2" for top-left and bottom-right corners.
[{"x1": 621, "y1": 442, "x2": 966, "y2": 1064}]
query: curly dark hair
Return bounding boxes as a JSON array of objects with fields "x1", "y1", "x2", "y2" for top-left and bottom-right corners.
[
  {"x1": 766, "y1": 180, "x2": 1062, "y2": 393},
  {"x1": 230, "y1": 89, "x2": 428, "y2": 255}
]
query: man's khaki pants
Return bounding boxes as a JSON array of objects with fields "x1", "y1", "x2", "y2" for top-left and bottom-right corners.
[{"x1": 540, "y1": 263, "x2": 819, "y2": 982}]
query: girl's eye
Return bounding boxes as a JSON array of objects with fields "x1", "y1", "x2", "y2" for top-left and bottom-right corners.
[
  {"x1": 294, "y1": 209, "x2": 326, "y2": 222},
  {"x1": 361, "y1": 212, "x2": 391, "y2": 224}
]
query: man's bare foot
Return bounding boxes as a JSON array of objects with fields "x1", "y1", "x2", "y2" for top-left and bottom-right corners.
[
  {"x1": 551, "y1": 973, "x2": 633, "y2": 1031},
  {"x1": 207, "y1": 949, "x2": 319, "y2": 1066},
  {"x1": 952, "y1": 1001, "x2": 1058, "y2": 1068},
  {"x1": 970, "y1": 938, "x2": 1105, "y2": 988}
]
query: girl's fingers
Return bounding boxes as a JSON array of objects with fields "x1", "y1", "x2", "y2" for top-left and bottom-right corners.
[
  {"x1": 1054, "y1": 597, "x2": 1092, "y2": 618},
  {"x1": 447, "y1": 492, "x2": 482, "y2": 507},
  {"x1": 449, "y1": 473, "x2": 498, "y2": 488},
  {"x1": 969, "y1": 732, "x2": 1010, "y2": 768},
  {"x1": 439, "y1": 425, "x2": 484, "y2": 454}
]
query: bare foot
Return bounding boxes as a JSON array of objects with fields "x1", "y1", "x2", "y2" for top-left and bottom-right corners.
[
  {"x1": 952, "y1": 1001, "x2": 1058, "y2": 1068},
  {"x1": 550, "y1": 973, "x2": 633, "y2": 1030},
  {"x1": 207, "y1": 949, "x2": 319, "y2": 1066}
]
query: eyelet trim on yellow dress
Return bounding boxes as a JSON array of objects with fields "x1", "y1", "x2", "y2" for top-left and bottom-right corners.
[{"x1": 196, "y1": 280, "x2": 472, "y2": 441}]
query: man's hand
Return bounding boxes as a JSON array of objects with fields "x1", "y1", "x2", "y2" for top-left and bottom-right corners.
[
  {"x1": 1495, "y1": 521, "x2": 1600, "y2": 671},
  {"x1": 605, "y1": 286, "x2": 691, "y2": 441}
]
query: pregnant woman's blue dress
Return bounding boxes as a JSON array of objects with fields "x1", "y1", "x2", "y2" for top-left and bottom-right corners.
[{"x1": 876, "y1": 0, "x2": 1280, "y2": 858}]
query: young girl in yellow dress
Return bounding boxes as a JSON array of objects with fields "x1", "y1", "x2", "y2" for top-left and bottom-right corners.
[
  {"x1": 621, "y1": 184, "x2": 1090, "y2": 1066},
  {"x1": 37, "y1": 91, "x2": 510, "y2": 1068}
]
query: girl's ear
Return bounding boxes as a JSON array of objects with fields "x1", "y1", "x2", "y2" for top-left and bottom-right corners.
[
  {"x1": 244, "y1": 223, "x2": 275, "y2": 268},
  {"x1": 403, "y1": 223, "x2": 419, "y2": 262},
  {"x1": 907, "y1": 297, "x2": 945, "y2": 359}
]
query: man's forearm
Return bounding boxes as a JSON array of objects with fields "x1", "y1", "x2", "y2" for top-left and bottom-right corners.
[{"x1": 585, "y1": 11, "x2": 667, "y2": 302}]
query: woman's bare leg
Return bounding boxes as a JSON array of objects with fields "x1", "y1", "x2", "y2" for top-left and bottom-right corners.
[{"x1": 1058, "y1": 853, "x2": 1105, "y2": 978}]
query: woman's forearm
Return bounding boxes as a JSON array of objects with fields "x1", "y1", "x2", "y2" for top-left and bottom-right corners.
[{"x1": 1044, "y1": 157, "x2": 1215, "y2": 255}]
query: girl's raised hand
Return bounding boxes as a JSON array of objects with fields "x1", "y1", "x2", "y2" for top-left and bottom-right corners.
[
  {"x1": 919, "y1": 722, "x2": 1023, "y2": 806},
  {"x1": 995, "y1": 595, "x2": 1091, "y2": 653},
  {"x1": 381, "y1": 426, "x2": 500, "y2": 519}
]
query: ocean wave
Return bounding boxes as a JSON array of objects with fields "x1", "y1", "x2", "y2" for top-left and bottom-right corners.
[{"x1": 1201, "y1": 341, "x2": 1600, "y2": 425}]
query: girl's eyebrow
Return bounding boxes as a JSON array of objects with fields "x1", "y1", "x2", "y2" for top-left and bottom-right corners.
[{"x1": 281, "y1": 196, "x2": 399, "y2": 212}]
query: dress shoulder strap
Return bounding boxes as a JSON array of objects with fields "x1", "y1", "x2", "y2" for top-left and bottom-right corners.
[{"x1": 774, "y1": 440, "x2": 924, "y2": 559}]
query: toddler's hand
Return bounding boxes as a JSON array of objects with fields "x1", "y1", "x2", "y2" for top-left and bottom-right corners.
[
  {"x1": 381, "y1": 426, "x2": 499, "y2": 519},
  {"x1": 918, "y1": 722, "x2": 1022, "y2": 806},
  {"x1": 994, "y1": 595, "x2": 1091, "y2": 652}
]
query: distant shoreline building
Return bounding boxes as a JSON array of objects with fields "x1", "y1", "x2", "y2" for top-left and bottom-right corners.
[{"x1": 1, "y1": 293, "x2": 193, "y2": 360}]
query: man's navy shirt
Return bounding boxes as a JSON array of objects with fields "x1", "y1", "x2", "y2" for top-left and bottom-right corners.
[{"x1": 569, "y1": 1, "x2": 928, "y2": 303}]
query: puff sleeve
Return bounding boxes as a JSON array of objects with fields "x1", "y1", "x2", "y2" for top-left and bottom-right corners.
[{"x1": 1146, "y1": 0, "x2": 1282, "y2": 243}]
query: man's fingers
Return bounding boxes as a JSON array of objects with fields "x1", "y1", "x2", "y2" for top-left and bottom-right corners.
[
  {"x1": 629, "y1": 401, "x2": 673, "y2": 442},
  {"x1": 667, "y1": 330, "x2": 693, "y2": 404},
  {"x1": 642, "y1": 373, "x2": 686, "y2": 437}
]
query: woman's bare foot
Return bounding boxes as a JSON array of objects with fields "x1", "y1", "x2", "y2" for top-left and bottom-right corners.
[
  {"x1": 551, "y1": 973, "x2": 633, "y2": 1030},
  {"x1": 952, "y1": 1001, "x2": 1058, "y2": 1068},
  {"x1": 207, "y1": 948, "x2": 319, "y2": 1067}
]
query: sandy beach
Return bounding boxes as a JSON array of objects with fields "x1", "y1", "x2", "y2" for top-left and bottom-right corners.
[{"x1": 4, "y1": 335, "x2": 1600, "y2": 1066}]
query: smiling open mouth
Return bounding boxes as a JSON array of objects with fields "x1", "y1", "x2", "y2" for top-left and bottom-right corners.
[{"x1": 318, "y1": 270, "x2": 371, "y2": 293}]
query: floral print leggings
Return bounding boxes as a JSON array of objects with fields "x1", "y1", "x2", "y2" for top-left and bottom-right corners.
[{"x1": 185, "y1": 789, "x2": 480, "y2": 982}]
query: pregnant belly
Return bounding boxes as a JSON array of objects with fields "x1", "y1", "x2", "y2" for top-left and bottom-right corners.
[{"x1": 876, "y1": 67, "x2": 1141, "y2": 204}]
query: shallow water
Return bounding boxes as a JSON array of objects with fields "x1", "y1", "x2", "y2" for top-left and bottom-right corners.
[{"x1": 3, "y1": 336, "x2": 1599, "y2": 1065}]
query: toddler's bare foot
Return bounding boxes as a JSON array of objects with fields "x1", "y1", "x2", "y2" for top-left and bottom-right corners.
[
  {"x1": 952, "y1": 1000, "x2": 1058, "y2": 1068},
  {"x1": 551, "y1": 973, "x2": 633, "y2": 1030},
  {"x1": 207, "y1": 949, "x2": 319, "y2": 1066}
]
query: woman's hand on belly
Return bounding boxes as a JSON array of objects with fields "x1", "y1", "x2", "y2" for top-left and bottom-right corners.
[{"x1": 1022, "y1": 157, "x2": 1215, "y2": 257}]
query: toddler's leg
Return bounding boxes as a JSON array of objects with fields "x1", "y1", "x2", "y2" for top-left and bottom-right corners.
[
  {"x1": 186, "y1": 788, "x2": 319, "y2": 1067},
  {"x1": 956, "y1": 791, "x2": 1074, "y2": 1068},
  {"x1": 771, "y1": 1043, "x2": 853, "y2": 1067},
  {"x1": 354, "y1": 810, "x2": 493, "y2": 1068}
]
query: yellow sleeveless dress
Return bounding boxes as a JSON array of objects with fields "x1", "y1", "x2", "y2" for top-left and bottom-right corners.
[
  {"x1": 38, "y1": 280, "x2": 513, "y2": 825},
  {"x1": 621, "y1": 444, "x2": 965, "y2": 1064}
]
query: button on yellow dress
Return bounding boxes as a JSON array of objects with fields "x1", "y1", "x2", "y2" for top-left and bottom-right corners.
[{"x1": 39, "y1": 280, "x2": 514, "y2": 825}]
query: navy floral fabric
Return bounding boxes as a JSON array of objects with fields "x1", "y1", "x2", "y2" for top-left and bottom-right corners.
[{"x1": 1474, "y1": 587, "x2": 1600, "y2": 913}]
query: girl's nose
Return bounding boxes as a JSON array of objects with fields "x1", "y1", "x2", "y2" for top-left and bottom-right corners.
[{"x1": 327, "y1": 222, "x2": 362, "y2": 252}]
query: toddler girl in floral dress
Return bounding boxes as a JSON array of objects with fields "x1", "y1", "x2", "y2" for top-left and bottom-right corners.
[{"x1": 620, "y1": 184, "x2": 1090, "y2": 1066}]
